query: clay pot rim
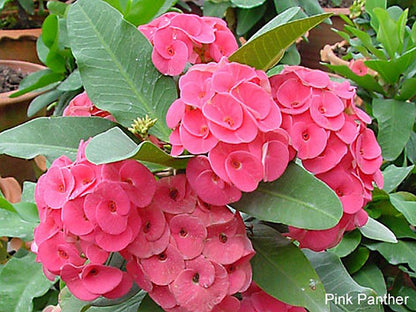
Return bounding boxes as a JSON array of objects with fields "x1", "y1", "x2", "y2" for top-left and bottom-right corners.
[
  {"x1": 0, "y1": 59, "x2": 46, "y2": 106},
  {"x1": 323, "y1": 7, "x2": 350, "y2": 15},
  {"x1": 0, "y1": 28, "x2": 42, "y2": 40}
]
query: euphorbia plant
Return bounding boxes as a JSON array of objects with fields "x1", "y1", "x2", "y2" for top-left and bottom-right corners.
[{"x1": 0, "y1": 0, "x2": 395, "y2": 311}]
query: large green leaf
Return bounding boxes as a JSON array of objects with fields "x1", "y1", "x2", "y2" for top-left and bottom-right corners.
[
  {"x1": 366, "y1": 240, "x2": 416, "y2": 272},
  {"x1": 88, "y1": 290, "x2": 146, "y2": 312},
  {"x1": 0, "y1": 253, "x2": 55, "y2": 312},
  {"x1": 343, "y1": 247, "x2": 370, "y2": 274},
  {"x1": 353, "y1": 264, "x2": 387, "y2": 297},
  {"x1": 0, "y1": 208, "x2": 37, "y2": 240},
  {"x1": 0, "y1": 117, "x2": 118, "y2": 162},
  {"x1": 85, "y1": 127, "x2": 190, "y2": 168},
  {"x1": 59, "y1": 287, "x2": 91, "y2": 312},
  {"x1": 236, "y1": 5, "x2": 267, "y2": 36},
  {"x1": 304, "y1": 250, "x2": 382, "y2": 312},
  {"x1": 373, "y1": 99, "x2": 416, "y2": 161},
  {"x1": 67, "y1": 0, "x2": 177, "y2": 142},
  {"x1": 232, "y1": 162, "x2": 342, "y2": 230},
  {"x1": 382, "y1": 165, "x2": 414, "y2": 193},
  {"x1": 390, "y1": 192, "x2": 416, "y2": 225},
  {"x1": 250, "y1": 224, "x2": 327, "y2": 312},
  {"x1": 359, "y1": 217, "x2": 398, "y2": 243},
  {"x1": 229, "y1": 13, "x2": 331, "y2": 70}
]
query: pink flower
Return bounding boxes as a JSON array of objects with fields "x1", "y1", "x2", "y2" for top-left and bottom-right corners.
[
  {"x1": 63, "y1": 91, "x2": 115, "y2": 121},
  {"x1": 42, "y1": 164, "x2": 74, "y2": 209},
  {"x1": 349, "y1": 59, "x2": 368, "y2": 76},
  {"x1": 171, "y1": 261, "x2": 229, "y2": 312},
  {"x1": 351, "y1": 127, "x2": 382, "y2": 175},
  {"x1": 290, "y1": 118, "x2": 328, "y2": 159},
  {"x1": 239, "y1": 282, "x2": 307, "y2": 312},
  {"x1": 186, "y1": 156, "x2": 241, "y2": 206},
  {"x1": 139, "y1": 13, "x2": 237, "y2": 76}
]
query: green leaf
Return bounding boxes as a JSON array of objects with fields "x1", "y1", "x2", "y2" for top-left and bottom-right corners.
[
  {"x1": 359, "y1": 217, "x2": 398, "y2": 243},
  {"x1": 18, "y1": 0, "x2": 34, "y2": 14},
  {"x1": 382, "y1": 165, "x2": 414, "y2": 193},
  {"x1": 11, "y1": 70, "x2": 64, "y2": 98},
  {"x1": 0, "y1": 0, "x2": 12, "y2": 10},
  {"x1": 229, "y1": 13, "x2": 331, "y2": 70},
  {"x1": 304, "y1": 250, "x2": 382, "y2": 312},
  {"x1": 27, "y1": 89, "x2": 63, "y2": 118},
  {"x1": 42, "y1": 15, "x2": 59, "y2": 49},
  {"x1": 379, "y1": 215, "x2": 416, "y2": 239},
  {"x1": 13, "y1": 202, "x2": 39, "y2": 223},
  {"x1": 343, "y1": 246, "x2": 370, "y2": 274},
  {"x1": 398, "y1": 78, "x2": 416, "y2": 101},
  {"x1": 0, "y1": 117, "x2": 118, "y2": 162},
  {"x1": 59, "y1": 287, "x2": 91, "y2": 312},
  {"x1": 85, "y1": 127, "x2": 190, "y2": 168},
  {"x1": 247, "y1": 7, "x2": 301, "y2": 42},
  {"x1": 0, "y1": 253, "x2": 55, "y2": 312},
  {"x1": 366, "y1": 240, "x2": 416, "y2": 271},
  {"x1": 0, "y1": 208, "x2": 36, "y2": 240},
  {"x1": 365, "y1": 47, "x2": 416, "y2": 84},
  {"x1": 343, "y1": 25, "x2": 386, "y2": 60},
  {"x1": 47, "y1": 1, "x2": 69, "y2": 17},
  {"x1": 406, "y1": 131, "x2": 416, "y2": 163},
  {"x1": 125, "y1": 0, "x2": 176, "y2": 26},
  {"x1": 88, "y1": 290, "x2": 146, "y2": 311},
  {"x1": 67, "y1": 0, "x2": 177, "y2": 142},
  {"x1": 390, "y1": 192, "x2": 416, "y2": 225},
  {"x1": 373, "y1": 8, "x2": 400, "y2": 58},
  {"x1": 231, "y1": 0, "x2": 266, "y2": 9},
  {"x1": 329, "y1": 230, "x2": 362, "y2": 258},
  {"x1": 236, "y1": 5, "x2": 267, "y2": 36},
  {"x1": 138, "y1": 294, "x2": 164, "y2": 312},
  {"x1": 353, "y1": 264, "x2": 387, "y2": 297},
  {"x1": 57, "y1": 70, "x2": 82, "y2": 92},
  {"x1": 250, "y1": 224, "x2": 327, "y2": 312},
  {"x1": 325, "y1": 64, "x2": 385, "y2": 94},
  {"x1": 232, "y1": 162, "x2": 343, "y2": 230},
  {"x1": 21, "y1": 182, "x2": 35, "y2": 203},
  {"x1": 203, "y1": 0, "x2": 231, "y2": 18},
  {"x1": 373, "y1": 99, "x2": 416, "y2": 161}
]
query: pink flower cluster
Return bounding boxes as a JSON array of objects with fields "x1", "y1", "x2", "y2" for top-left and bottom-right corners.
[
  {"x1": 63, "y1": 91, "x2": 116, "y2": 121},
  {"x1": 123, "y1": 174, "x2": 254, "y2": 312},
  {"x1": 139, "y1": 13, "x2": 238, "y2": 76},
  {"x1": 167, "y1": 59, "x2": 290, "y2": 205},
  {"x1": 33, "y1": 140, "x2": 156, "y2": 300},
  {"x1": 33, "y1": 141, "x2": 255, "y2": 311},
  {"x1": 239, "y1": 282, "x2": 306, "y2": 312},
  {"x1": 269, "y1": 66, "x2": 383, "y2": 251}
]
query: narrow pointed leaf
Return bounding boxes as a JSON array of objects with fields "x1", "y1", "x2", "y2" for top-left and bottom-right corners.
[
  {"x1": 229, "y1": 13, "x2": 331, "y2": 70},
  {"x1": 359, "y1": 217, "x2": 398, "y2": 243},
  {"x1": 382, "y1": 165, "x2": 414, "y2": 193},
  {"x1": 232, "y1": 162, "x2": 343, "y2": 230},
  {"x1": 67, "y1": 0, "x2": 177, "y2": 142}
]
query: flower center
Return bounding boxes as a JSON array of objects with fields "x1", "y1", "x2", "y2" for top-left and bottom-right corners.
[
  {"x1": 231, "y1": 159, "x2": 241, "y2": 170},
  {"x1": 167, "y1": 46, "x2": 175, "y2": 56},
  {"x1": 318, "y1": 106, "x2": 326, "y2": 114},
  {"x1": 108, "y1": 201, "x2": 117, "y2": 212},
  {"x1": 158, "y1": 253, "x2": 167, "y2": 261},
  {"x1": 169, "y1": 189, "x2": 179, "y2": 201},
  {"x1": 58, "y1": 249, "x2": 69, "y2": 259},
  {"x1": 302, "y1": 131, "x2": 310, "y2": 141},
  {"x1": 192, "y1": 272, "x2": 200, "y2": 283},
  {"x1": 58, "y1": 184, "x2": 65, "y2": 193},
  {"x1": 336, "y1": 188, "x2": 344, "y2": 196},
  {"x1": 143, "y1": 221, "x2": 151, "y2": 233},
  {"x1": 219, "y1": 233, "x2": 228, "y2": 243},
  {"x1": 223, "y1": 116, "x2": 234, "y2": 127},
  {"x1": 179, "y1": 228, "x2": 188, "y2": 237}
]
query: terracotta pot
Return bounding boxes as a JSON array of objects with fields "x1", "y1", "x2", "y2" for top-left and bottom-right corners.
[
  {"x1": 0, "y1": 60, "x2": 46, "y2": 184},
  {"x1": 298, "y1": 8, "x2": 350, "y2": 71},
  {"x1": 0, "y1": 28, "x2": 42, "y2": 64},
  {"x1": 0, "y1": 176, "x2": 21, "y2": 203}
]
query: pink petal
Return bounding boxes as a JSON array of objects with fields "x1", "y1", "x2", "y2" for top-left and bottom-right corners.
[
  {"x1": 225, "y1": 151, "x2": 263, "y2": 192},
  {"x1": 81, "y1": 264, "x2": 123, "y2": 294}
]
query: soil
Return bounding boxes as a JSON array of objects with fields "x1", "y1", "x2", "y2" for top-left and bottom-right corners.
[
  {"x1": 0, "y1": 65, "x2": 26, "y2": 93},
  {"x1": 318, "y1": 0, "x2": 354, "y2": 8}
]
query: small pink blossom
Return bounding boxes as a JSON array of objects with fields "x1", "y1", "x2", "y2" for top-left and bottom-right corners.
[{"x1": 349, "y1": 59, "x2": 368, "y2": 76}]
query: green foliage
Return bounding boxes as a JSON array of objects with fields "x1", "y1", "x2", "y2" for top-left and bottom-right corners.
[
  {"x1": 85, "y1": 127, "x2": 190, "y2": 169},
  {"x1": 233, "y1": 162, "x2": 343, "y2": 230},
  {"x1": 359, "y1": 217, "x2": 397, "y2": 243},
  {"x1": 67, "y1": 0, "x2": 177, "y2": 142},
  {"x1": 0, "y1": 117, "x2": 118, "y2": 162},
  {"x1": 329, "y1": 230, "x2": 362, "y2": 257},
  {"x1": 0, "y1": 253, "x2": 55, "y2": 312},
  {"x1": 102, "y1": 0, "x2": 175, "y2": 26},
  {"x1": 353, "y1": 264, "x2": 387, "y2": 297},
  {"x1": 250, "y1": 224, "x2": 327, "y2": 312},
  {"x1": 229, "y1": 13, "x2": 331, "y2": 70},
  {"x1": 304, "y1": 250, "x2": 382, "y2": 312}
]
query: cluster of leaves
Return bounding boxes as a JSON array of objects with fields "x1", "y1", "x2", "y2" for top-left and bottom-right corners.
[
  {"x1": 326, "y1": 0, "x2": 416, "y2": 162},
  {"x1": 319, "y1": 0, "x2": 416, "y2": 310}
]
